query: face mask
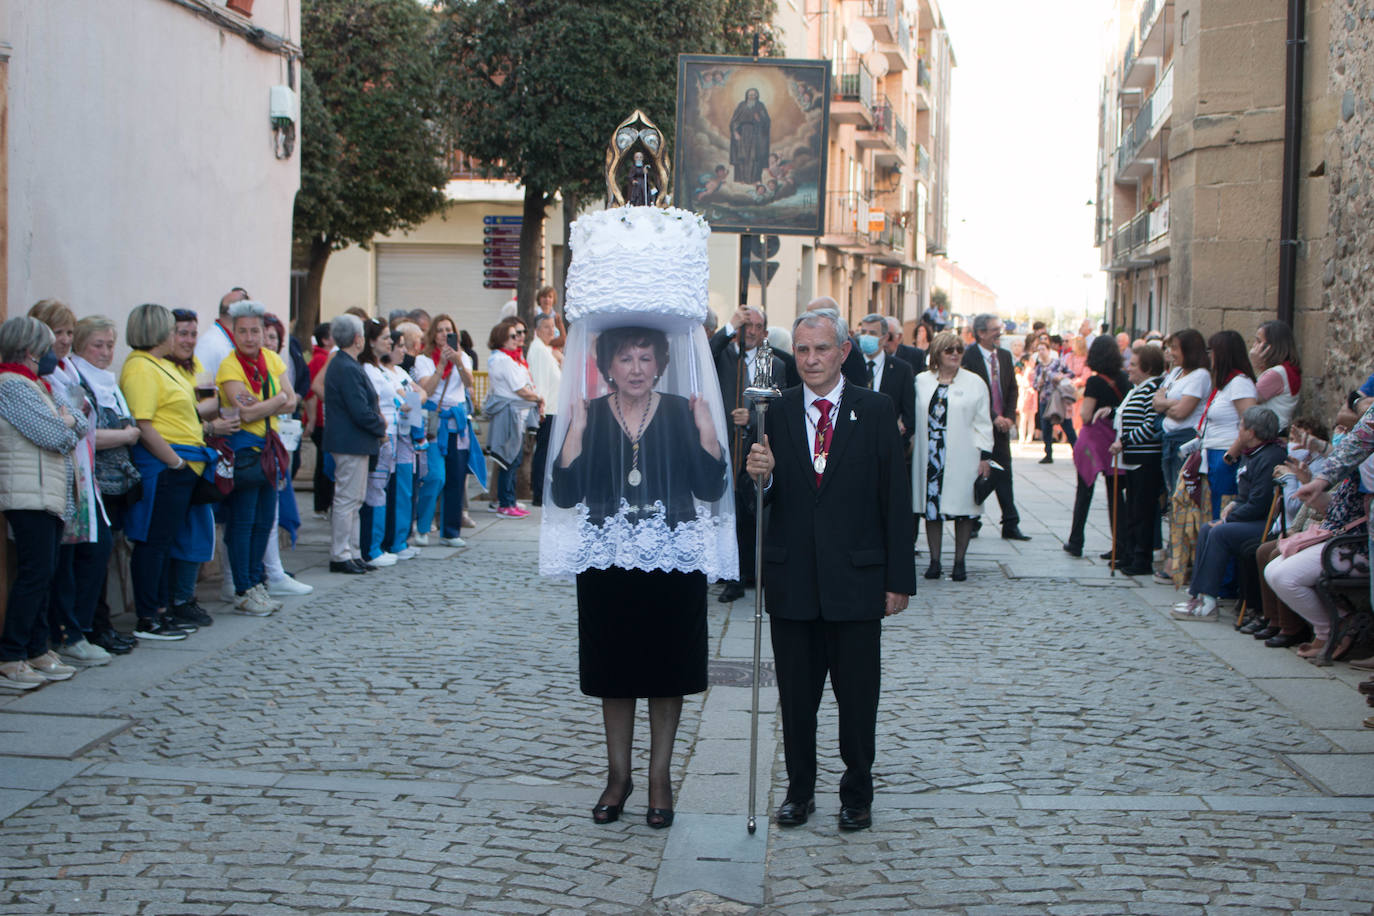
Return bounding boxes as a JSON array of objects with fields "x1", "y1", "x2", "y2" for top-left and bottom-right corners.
[
  {"x1": 858, "y1": 334, "x2": 881, "y2": 357},
  {"x1": 36, "y1": 349, "x2": 59, "y2": 377}
]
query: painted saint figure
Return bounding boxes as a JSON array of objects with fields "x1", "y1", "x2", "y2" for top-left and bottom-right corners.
[{"x1": 729, "y1": 88, "x2": 771, "y2": 185}]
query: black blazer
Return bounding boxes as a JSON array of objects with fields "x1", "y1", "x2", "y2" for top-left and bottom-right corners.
[
  {"x1": 871, "y1": 354, "x2": 915, "y2": 447},
  {"x1": 893, "y1": 342, "x2": 926, "y2": 375},
  {"x1": 840, "y1": 336, "x2": 870, "y2": 387},
  {"x1": 758, "y1": 385, "x2": 915, "y2": 621},
  {"x1": 322, "y1": 350, "x2": 387, "y2": 456},
  {"x1": 961, "y1": 345, "x2": 1017, "y2": 425}
]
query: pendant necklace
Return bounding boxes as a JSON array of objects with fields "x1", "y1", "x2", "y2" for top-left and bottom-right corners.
[{"x1": 615, "y1": 391, "x2": 653, "y2": 486}]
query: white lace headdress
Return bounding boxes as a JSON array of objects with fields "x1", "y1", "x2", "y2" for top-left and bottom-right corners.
[{"x1": 538, "y1": 198, "x2": 738, "y2": 581}]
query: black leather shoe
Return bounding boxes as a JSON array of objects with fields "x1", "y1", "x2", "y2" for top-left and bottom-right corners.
[
  {"x1": 592, "y1": 780, "x2": 632, "y2": 825},
  {"x1": 1099, "y1": 551, "x2": 1114, "y2": 560},
  {"x1": 775, "y1": 797, "x2": 815, "y2": 827},
  {"x1": 1038, "y1": 456, "x2": 1054, "y2": 464},
  {"x1": 951, "y1": 562, "x2": 967, "y2": 582},
  {"x1": 1238, "y1": 618, "x2": 1266, "y2": 635},
  {"x1": 1120, "y1": 564, "x2": 1153, "y2": 576},
  {"x1": 718, "y1": 581, "x2": 746, "y2": 603},
  {"x1": 1253, "y1": 625, "x2": 1281, "y2": 640},
  {"x1": 90, "y1": 627, "x2": 135, "y2": 655},
  {"x1": 1062, "y1": 543, "x2": 1082, "y2": 557},
  {"x1": 1266, "y1": 631, "x2": 1307, "y2": 648},
  {"x1": 330, "y1": 561, "x2": 367, "y2": 574},
  {"x1": 923, "y1": 562, "x2": 942, "y2": 580},
  {"x1": 838, "y1": 805, "x2": 872, "y2": 831},
  {"x1": 353, "y1": 559, "x2": 377, "y2": 572},
  {"x1": 1002, "y1": 528, "x2": 1031, "y2": 541}
]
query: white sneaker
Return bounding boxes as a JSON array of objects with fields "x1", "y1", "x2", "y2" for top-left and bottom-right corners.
[
  {"x1": 1171, "y1": 596, "x2": 1218, "y2": 621},
  {"x1": 370, "y1": 552, "x2": 399, "y2": 567},
  {"x1": 56, "y1": 639, "x2": 111, "y2": 667},
  {"x1": 0, "y1": 660, "x2": 44, "y2": 690},
  {"x1": 440, "y1": 536, "x2": 467, "y2": 548},
  {"x1": 251, "y1": 583, "x2": 285, "y2": 610},
  {"x1": 267, "y1": 575, "x2": 314, "y2": 597},
  {"x1": 235, "y1": 588, "x2": 276, "y2": 616},
  {"x1": 394, "y1": 546, "x2": 421, "y2": 560},
  {"x1": 410, "y1": 533, "x2": 430, "y2": 547}
]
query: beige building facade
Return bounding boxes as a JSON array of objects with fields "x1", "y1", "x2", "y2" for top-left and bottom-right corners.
[{"x1": 1096, "y1": 0, "x2": 1366, "y2": 413}]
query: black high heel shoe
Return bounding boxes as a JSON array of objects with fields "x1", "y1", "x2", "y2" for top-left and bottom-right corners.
[
  {"x1": 923, "y1": 562, "x2": 942, "y2": 580},
  {"x1": 951, "y1": 561, "x2": 967, "y2": 582},
  {"x1": 592, "y1": 780, "x2": 632, "y2": 824},
  {"x1": 646, "y1": 806, "x2": 675, "y2": 829}
]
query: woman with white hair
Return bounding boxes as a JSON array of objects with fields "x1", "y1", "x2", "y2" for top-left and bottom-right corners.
[
  {"x1": 0, "y1": 316, "x2": 87, "y2": 688},
  {"x1": 216, "y1": 300, "x2": 297, "y2": 614}
]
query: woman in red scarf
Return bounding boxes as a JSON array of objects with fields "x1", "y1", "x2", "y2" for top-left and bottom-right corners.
[
  {"x1": 215, "y1": 300, "x2": 296, "y2": 616},
  {"x1": 1245, "y1": 320, "x2": 1302, "y2": 439},
  {"x1": 485, "y1": 316, "x2": 543, "y2": 518}
]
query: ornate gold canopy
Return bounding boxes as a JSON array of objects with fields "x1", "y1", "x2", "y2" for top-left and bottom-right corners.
[{"x1": 605, "y1": 109, "x2": 672, "y2": 208}]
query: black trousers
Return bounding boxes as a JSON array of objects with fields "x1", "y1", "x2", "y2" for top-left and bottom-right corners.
[
  {"x1": 1121, "y1": 455, "x2": 1162, "y2": 567},
  {"x1": 989, "y1": 431, "x2": 1019, "y2": 530},
  {"x1": 734, "y1": 495, "x2": 757, "y2": 586},
  {"x1": 530, "y1": 415, "x2": 553, "y2": 507},
  {"x1": 1067, "y1": 474, "x2": 1123, "y2": 553},
  {"x1": 311, "y1": 426, "x2": 333, "y2": 513},
  {"x1": 769, "y1": 616, "x2": 882, "y2": 808}
]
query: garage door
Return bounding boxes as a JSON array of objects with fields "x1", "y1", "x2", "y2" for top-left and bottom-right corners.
[{"x1": 375, "y1": 243, "x2": 514, "y2": 345}]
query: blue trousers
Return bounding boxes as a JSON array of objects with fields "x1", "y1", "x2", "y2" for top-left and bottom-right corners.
[
  {"x1": 442, "y1": 441, "x2": 470, "y2": 537},
  {"x1": 387, "y1": 461, "x2": 414, "y2": 554},
  {"x1": 1191, "y1": 519, "x2": 1266, "y2": 597},
  {"x1": 414, "y1": 443, "x2": 445, "y2": 536},
  {"x1": 1161, "y1": 428, "x2": 1197, "y2": 500},
  {"x1": 367, "y1": 470, "x2": 398, "y2": 559},
  {"x1": 1205, "y1": 449, "x2": 1238, "y2": 520},
  {"x1": 170, "y1": 558, "x2": 200, "y2": 607},
  {"x1": 225, "y1": 478, "x2": 276, "y2": 595},
  {"x1": 497, "y1": 450, "x2": 519, "y2": 509}
]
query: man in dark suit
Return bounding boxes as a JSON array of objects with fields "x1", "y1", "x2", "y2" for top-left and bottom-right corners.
[
  {"x1": 745, "y1": 308, "x2": 915, "y2": 832},
  {"x1": 960, "y1": 313, "x2": 1031, "y2": 540},
  {"x1": 711, "y1": 305, "x2": 784, "y2": 602},
  {"x1": 804, "y1": 296, "x2": 870, "y2": 387},
  {"x1": 857, "y1": 314, "x2": 915, "y2": 452},
  {"x1": 885, "y1": 316, "x2": 926, "y2": 375}
]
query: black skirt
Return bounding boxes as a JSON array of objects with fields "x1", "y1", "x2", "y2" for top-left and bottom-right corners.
[{"x1": 575, "y1": 567, "x2": 708, "y2": 698}]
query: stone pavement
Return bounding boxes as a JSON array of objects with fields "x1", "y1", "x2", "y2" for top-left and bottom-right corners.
[{"x1": 1, "y1": 443, "x2": 1372, "y2": 914}]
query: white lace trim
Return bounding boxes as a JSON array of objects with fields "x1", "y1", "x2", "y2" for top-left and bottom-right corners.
[
  {"x1": 539, "y1": 499, "x2": 739, "y2": 583},
  {"x1": 565, "y1": 207, "x2": 711, "y2": 323}
]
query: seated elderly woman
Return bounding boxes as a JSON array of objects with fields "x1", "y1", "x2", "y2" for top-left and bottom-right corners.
[
  {"x1": 0, "y1": 316, "x2": 87, "y2": 689},
  {"x1": 1172, "y1": 406, "x2": 1287, "y2": 621}
]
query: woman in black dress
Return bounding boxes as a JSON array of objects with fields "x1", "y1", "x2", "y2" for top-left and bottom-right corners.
[{"x1": 551, "y1": 326, "x2": 729, "y2": 828}]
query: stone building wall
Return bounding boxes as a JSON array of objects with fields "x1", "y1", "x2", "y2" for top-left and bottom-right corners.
[{"x1": 1316, "y1": 0, "x2": 1374, "y2": 416}]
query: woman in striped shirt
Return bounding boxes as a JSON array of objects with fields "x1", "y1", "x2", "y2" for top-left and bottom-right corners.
[{"x1": 1109, "y1": 344, "x2": 1166, "y2": 576}]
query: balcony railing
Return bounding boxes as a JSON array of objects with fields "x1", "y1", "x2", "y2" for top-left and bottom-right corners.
[
  {"x1": 896, "y1": 17, "x2": 911, "y2": 59},
  {"x1": 916, "y1": 57, "x2": 931, "y2": 90},
  {"x1": 915, "y1": 143, "x2": 931, "y2": 179},
  {"x1": 875, "y1": 215, "x2": 905, "y2": 252},
  {"x1": 834, "y1": 58, "x2": 875, "y2": 110},
  {"x1": 1112, "y1": 196, "x2": 1169, "y2": 262},
  {"x1": 860, "y1": 0, "x2": 899, "y2": 35},
  {"x1": 1114, "y1": 63, "x2": 1172, "y2": 172},
  {"x1": 870, "y1": 99, "x2": 895, "y2": 140},
  {"x1": 893, "y1": 114, "x2": 908, "y2": 153},
  {"x1": 1122, "y1": 34, "x2": 1136, "y2": 79},
  {"x1": 1139, "y1": 0, "x2": 1160, "y2": 39},
  {"x1": 825, "y1": 190, "x2": 873, "y2": 241}
]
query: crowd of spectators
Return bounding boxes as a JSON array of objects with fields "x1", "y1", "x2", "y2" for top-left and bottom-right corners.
[{"x1": 0, "y1": 288, "x2": 566, "y2": 690}]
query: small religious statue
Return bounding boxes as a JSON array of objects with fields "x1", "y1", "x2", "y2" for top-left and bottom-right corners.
[{"x1": 605, "y1": 110, "x2": 672, "y2": 208}]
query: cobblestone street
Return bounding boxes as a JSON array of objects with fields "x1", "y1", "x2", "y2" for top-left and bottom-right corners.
[{"x1": 2, "y1": 444, "x2": 1372, "y2": 914}]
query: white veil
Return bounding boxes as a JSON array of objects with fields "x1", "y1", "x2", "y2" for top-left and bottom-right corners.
[{"x1": 538, "y1": 311, "x2": 738, "y2": 581}]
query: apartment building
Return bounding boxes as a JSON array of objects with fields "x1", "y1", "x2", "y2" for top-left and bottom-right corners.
[
  {"x1": 724, "y1": 0, "x2": 956, "y2": 332},
  {"x1": 1096, "y1": 0, "x2": 1361, "y2": 413}
]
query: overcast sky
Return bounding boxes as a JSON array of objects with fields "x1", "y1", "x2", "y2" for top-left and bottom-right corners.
[{"x1": 939, "y1": 0, "x2": 1110, "y2": 327}]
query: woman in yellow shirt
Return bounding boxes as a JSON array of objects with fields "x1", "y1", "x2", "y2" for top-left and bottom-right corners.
[
  {"x1": 216, "y1": 301, "x2": 296, "y2": 616},
  {"x1": 120, "y1": 304, "x2": 225, "y2": 640}
]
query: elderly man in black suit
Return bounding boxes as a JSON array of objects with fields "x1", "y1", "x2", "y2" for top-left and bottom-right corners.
[
  {"x1": 711, "y1": 305, "x2": 784, "y2": 603},
  {"x1": 960, "y1": 313, "x2": 1031, "y2": 541},
  {"x1": 745, "y1": 308, "x2": 915, "y2": 832},
  {"x1": 857, "y1": 313, "x2": 915, "y2": 453},
  {"x1": 803, "y1": 296, "x2": 870, "y2": 387},
  {"x1": 885, "y1": 316, "x2": 926, "y2": 374}
]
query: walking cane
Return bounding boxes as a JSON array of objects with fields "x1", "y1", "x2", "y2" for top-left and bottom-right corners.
[
  {"x1": 1110, "y1": 450, "x2": 1120, "y2": 579},
  {"x1": 742, "y1": 339, "x2": 780, "y2": 834}
]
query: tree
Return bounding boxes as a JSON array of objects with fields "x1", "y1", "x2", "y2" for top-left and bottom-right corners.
[
  {"x1": 436, "y1": 0, "x2": 776, "y2": 326},
  {"x1": 292, "y1": 0, "x2": 451, "y2": 345}
]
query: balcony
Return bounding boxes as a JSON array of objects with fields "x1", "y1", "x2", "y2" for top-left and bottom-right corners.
[
  {"x1": 1110, "y1": 196, "x2": 1170, "y2": 269},
  {"x1": 877, "y1": 16, "x2": 911, "y2": 72},
  {"x1": 874, "y1": 214, "x2": 905, "y2": 253},
  {"x1": 915, "y1": 143, "x2": 931, "y2": 180},
  {"x1": 820, "y1": 190, "x2": 874, "y2": 251},
  {"x1": 1114, "y1": 64, "x2": 1172, "y2": 179},
  {"x1": 858, "y1": 0, "x2": 899, "y2": 42},
  {"x1": 858, "y1": 99, "x2": 898, "y2": 153},
  {"x1": 831, "y1": 58, "x2": 875, "y2": 126}
]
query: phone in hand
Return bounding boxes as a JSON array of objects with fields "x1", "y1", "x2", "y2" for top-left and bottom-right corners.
[{"x1": 446, "y1": 332, "x2": 458, "y2": 351}]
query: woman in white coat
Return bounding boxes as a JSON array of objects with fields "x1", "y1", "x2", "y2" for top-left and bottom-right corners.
[{"x1": 913, "y1": 329, "x2": 994, "y2": 582}]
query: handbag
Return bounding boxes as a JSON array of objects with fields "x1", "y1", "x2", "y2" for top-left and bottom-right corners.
[
  {"x1": 1277, "y1": 515, "x2": 1367, "y2": 558},
  {"x1": 191, "y1": 437, "x2": 235, "y2": 505}
]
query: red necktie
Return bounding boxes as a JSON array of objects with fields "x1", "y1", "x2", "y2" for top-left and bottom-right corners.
[
  {"x1": 989, "y1": 353, "x2": 1003, "y2": 417},
  {"x1": 813, "y1": 398, "x2": 833, "y2": 486}
]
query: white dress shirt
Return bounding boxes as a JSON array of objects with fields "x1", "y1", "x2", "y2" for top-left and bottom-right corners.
[
  {"x1": 866, "y1": 351, "x2": 886, "y2": 391},
  {"x1": 803, "y1": 377, "x2": 845, "y2": 456}
]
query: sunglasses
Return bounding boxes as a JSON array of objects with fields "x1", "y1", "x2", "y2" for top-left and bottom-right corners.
[{"x1": 943, "y1": 345, "x2": 964, "y2": 354}]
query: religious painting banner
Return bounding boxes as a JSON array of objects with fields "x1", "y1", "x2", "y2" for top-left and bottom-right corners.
[{"x1": 674, "y1": 55, "x2": 831, "y2": 236}]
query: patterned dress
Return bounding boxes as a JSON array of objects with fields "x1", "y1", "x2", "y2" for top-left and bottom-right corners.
[{"x1": 924, "y1": 382, "x2": 973, "y2": 521}]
